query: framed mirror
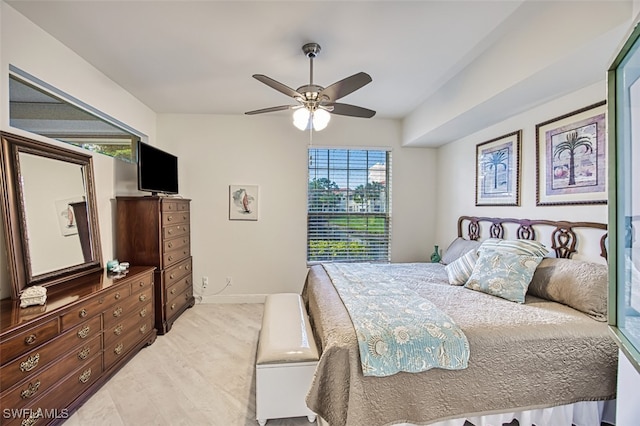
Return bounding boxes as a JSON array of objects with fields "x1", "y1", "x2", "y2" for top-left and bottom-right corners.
[{"x1": 0, "y1": 131, "x2": 103, "y2": 298}]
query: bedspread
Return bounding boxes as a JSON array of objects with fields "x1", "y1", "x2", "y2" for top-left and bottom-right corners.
[
  {"x1": 302, "y1": 263, "x2": 618, "y2": 426},
  {"x1": 323, "y1": 263, "x2": 469, "y2": 377}
]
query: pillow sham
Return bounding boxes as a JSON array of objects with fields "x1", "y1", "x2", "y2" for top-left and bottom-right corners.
[
  {"x1": 441, "y1": 237, "x2": 482, "y2": 265},
  {"x1": 445, "y1": 249, "x2": 479, "y2": 285},
  {"x1": 478, "y1": 238, "x2": 548, "y2": 257},
  {"x1": 465, "y1": 251, "x2": 543, "y2": 303},
  {"x1": 527, "y1": 258, "x2": 608, "y2": 321}
]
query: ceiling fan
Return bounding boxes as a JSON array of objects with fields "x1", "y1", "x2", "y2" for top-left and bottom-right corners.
[{"x1": 245, "y1": 42, "x2": 376, "y2": 131}]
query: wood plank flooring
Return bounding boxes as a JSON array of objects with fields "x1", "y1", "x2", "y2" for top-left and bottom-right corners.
[{"x1": 65, "y1": 303, "x2": 315, "y2": 426}]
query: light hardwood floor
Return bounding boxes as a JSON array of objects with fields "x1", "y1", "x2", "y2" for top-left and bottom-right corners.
[{"x1": 65, "y1": 303, "x2": 316, "y2": 426}]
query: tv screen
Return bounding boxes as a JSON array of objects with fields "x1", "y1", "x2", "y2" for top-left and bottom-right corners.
[{"x1": 137, "y1": 141, "x2": 179, "y2": 195}]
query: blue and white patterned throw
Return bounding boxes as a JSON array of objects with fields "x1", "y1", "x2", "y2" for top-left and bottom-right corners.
[{"x1": 323, "y1": 263, "x2": 469, "y2": 377}]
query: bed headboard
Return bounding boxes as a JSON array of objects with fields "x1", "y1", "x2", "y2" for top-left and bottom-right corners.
[{"x1": 457, "y1": 216, "x2": 608, "y2": 260}]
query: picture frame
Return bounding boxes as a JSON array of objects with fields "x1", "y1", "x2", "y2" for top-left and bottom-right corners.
[
  {"x1": 535, "y1": 101, "x2": 607, "y2": 206},
  {"x1": 475, "y1": 130, "x2": 521, "y2": 206},
  {"x1": 229, "y1": 185, "x2": 259, "y2": 220}
]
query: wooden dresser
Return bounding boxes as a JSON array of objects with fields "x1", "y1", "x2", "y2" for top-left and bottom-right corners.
[
  {"x1": 115, "y1": 196, "x2": 194, "y2": 334},
  {"x1": 0, "y1": 266, "x2": 156, "y2": 426}
]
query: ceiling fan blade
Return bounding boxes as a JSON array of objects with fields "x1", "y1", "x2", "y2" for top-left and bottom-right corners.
[
  {"x1": 245, "y1": 105, "x2": 296, "y2": 115},
  {"x1": 253, "y1": 74, "x2": 303, "y2": 99},
  {"x1": 319, "y1": 72, "x2": 372, "y2": 102},
  {"x1": 327, "y1": 103, "x2": 376, "y2": 118}
]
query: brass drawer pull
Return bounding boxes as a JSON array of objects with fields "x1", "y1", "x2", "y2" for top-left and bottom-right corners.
[
  {"x1": 139, "y1": 281, "x2": 145, "y2": 287},
  {"x1": 140, "y1": 308, "x2": 147, "y2": 317},
  {"x1": 79, "y1": 309, "x2": 88, "y2": 318},
  {"x1": 170, "y1": 288, "x2": 176, "y2": 295},
  {"x1": 113, "y1": 307, "x2": 123, "y2": 318},
  {"x1": 77, "y1": 325, "x2": 91, "y2": 339},
  {"x1": 78, "y1": 347, "x2": 91, "y2": 360},
  {"x1": 167, "y1": 255, "x2": 173, "y2": 262},
  {"x1": 20, "y1": 353, "x2": 40, "y2": 372},
  {"x1": 168, "y1": 242, "x2": 173, "y2": 248},
  {"x1": 115, "y1": 292, "x2": 121, "y2": 300},
  {"x1": 114, "y1": 343, "x2": 124, "y2": 355},
  {"x1": 114, "y1": 324, "x2": 124, "y2": 336},
  {"x1": 168, "y1": 229, "x2": 173, "y2": 235},
  {"x1": 24, "y1": 334, "x2": 37, "y2": 345},
  {"x1": 171, "y1": 303, "x2": 176, "y2": 310},
  {"x1": 170, "y1": 273, "x2": 175, "y2": 280},
  {"x1": 167, "y1": 215, "x2": 173, "y2": 221},
  {"x1": 79, "y1": 368, "x2": 92, "y2": 384},
  {"x1": 139, "y1": 324, "x2": 147, "y2": 334},
  {"x1": 183, "y1": 215, "x2": 187, "y2": 221},
  {"x1": 139, "y1": 293, "x2": 147, "y2": 302},
  {"x1": 186, "y1": 264, "x2": 191, "y2": 271},
  {"x1": 22, "y1": 413, "x2": 39, "y2": 426},
  {"x1": 20, "y1": 380, "x2": 40, "y2": 399}
]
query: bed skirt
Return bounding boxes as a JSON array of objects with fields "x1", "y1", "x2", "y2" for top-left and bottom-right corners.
[{"x1": 316, "y1": 400, "x2": 616, "y2": 426}]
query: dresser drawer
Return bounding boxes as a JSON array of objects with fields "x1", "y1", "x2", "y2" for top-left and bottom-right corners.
[
  {"x1": 163, "y1": 223, "x2": 189, "y2": 239},
  {"x1": 103, "y1": 287, "x2": 153, "y2": 329},
  {"x1": 104, "y1": 301, "x2": 153, "y2": 347},
  {"x1": 164, "y1": 257, "x2": 192, "y2": 287},
  {"x1": 166, "y1": 274, "x2": 192, "y2": 304},
  {"x1": 0, "y1": 318, "x2": 59, "y2": 365},
  {"x1": 162, "y1": 210, "x2": 189, "y2": 226},
  {"x1": 162, "y1": 199, "x2": 189, "y2": 213},
  {"x1": 61, "y1": 285, "x2": 129, "y2": 331},
  {"x1": 0, "y1": 315, "x2": 101, "y2": 391},
  {"x1": 104, "y1": 315, "x2": 154, "y2": 369},
  {"x1": 163, "y1": 246, "x2": 190, "y2": 267},
  {"x1": 165, "y1": 287, "x2": 193, "y2": 319},
  {"x1": 163, "y1": 235, "x2": 190, "y2": 254},
  {"x1": 129, "y1": 270, "x2": 154, "y2": 294},
  {"x1": 0, "y1": 334, "x2": 101, "y2": 412}
]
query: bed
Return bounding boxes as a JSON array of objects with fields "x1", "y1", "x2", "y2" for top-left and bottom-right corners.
[{"x1": 301, "y1": 216, "x2": 618, "y2": 426}]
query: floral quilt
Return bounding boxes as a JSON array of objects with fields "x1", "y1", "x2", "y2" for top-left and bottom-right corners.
[{"x1": 322, "y1": 262, "x2": 469, "y2": 377}]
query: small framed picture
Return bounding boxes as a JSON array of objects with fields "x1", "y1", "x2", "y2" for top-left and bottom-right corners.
[
  {"x1": 229, "y1": 185, "x2": 258, "y2": 220},
  {"x1": 535, "y1": 101, "x2": 607, "y2": 206},
  {"x1": 475, "y1": 131, "x2": 521, "y2": 206}
]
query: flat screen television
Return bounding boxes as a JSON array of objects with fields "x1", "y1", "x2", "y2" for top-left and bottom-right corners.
[{"x1": 137, "y1": 141, "x2": 179, "y2": 195}]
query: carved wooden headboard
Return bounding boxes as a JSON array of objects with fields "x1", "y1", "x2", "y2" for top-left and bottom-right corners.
[{"x1": 457, "y1": 216, "x2": 608, "y2": 260}]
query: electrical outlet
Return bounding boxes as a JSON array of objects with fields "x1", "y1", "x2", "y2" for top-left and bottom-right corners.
[
  {"x1": 226, "y1": 277, "x2": 232, "y2": 287},
  {"x1": 202, "y1": 276, "x2": 209, "y2": 289}
]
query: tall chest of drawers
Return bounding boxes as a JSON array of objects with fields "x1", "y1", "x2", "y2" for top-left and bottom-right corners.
[
  {"x1": 0, "y1": 267, "x2": 156, "y2": 426},
  {"x1": 115, "y1": 196, "x2": 195, "y2": 334}
]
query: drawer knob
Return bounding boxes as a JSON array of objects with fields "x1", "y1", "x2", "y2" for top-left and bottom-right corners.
[
  {"x1": 140, "y1": 324, "x2": 148, "y2": 334},
  {"x1": 167, "y1": 215, "x2": 173, "y2": 221},
  {"x1": 78, "y1": 325, "x2": 91, "y2": 339},
  {"x1": 79, "y1": 309, "x2": 88, "y2": 318},
  {"x1": 79, "y1": 368, "x2": 92, "y2": 384},
  {"x1": 114, "y1": 324, "x2": 124, "y2": 336},
  {"x1": 168, "y1": 242, "x2": 173, "y2": 248},
  {"x1": 114, "y1": 343, "x2": 124, "y2": 356},
  {"x1": 24, "y1": 334, "x2": 37, "y2": 345},
  {"x1": 113, "y1": 307, "x2": 123, "y2": 318},
  {"x1": 171, "y1": 303, "x2": 176, "y2": 310},
  {"x1": 115, "y1": 292, "x2": 121, "y2": 300},
  {"x1": 139, "y1": 293, "x2": 147, "y2": 302},
  {"x1": 20, "y1": 353, "x2": 40, "y2": 372},
  {"x1": 20, "y1": 380, "x2": 40, "y2": 399},
  {"x1": 171, "y1": 288, "x2": 176, "y2": 295},
  {"x1": 139, "y1": 281, "x2": 145, "y2": 287},
  {"x1": 140, "y1": 308, "x2": 148, "y2": 317},
  {"x1": 170, "y1": 274, "x2": 175, "y2": 280},
  {"x1": 168, "y1": 229, "x2": 173, "y2": 235},
  {"x1": 78, "y1": 347, "x2": 91, "y2": 360},
  {"x1": 168, "y1": 255, "x2": 173, "y2": 262}
]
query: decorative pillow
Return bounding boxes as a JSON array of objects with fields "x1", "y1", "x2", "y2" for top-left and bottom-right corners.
[
  {"x1": 445, "y1": 249, "x2": 479, "y2": 285},
  {"x1": 441, "y1": 237, "x2": 482, "y2": 265},
  {"x1": 465, "y1": 251, "x2": 543, "y2": 303},
  {"x1": 478, "y1": 238, "x2": 548, "y2": 257},
  {"x1": 527, "y1": 258, "x2": 608, "y2": 321}
]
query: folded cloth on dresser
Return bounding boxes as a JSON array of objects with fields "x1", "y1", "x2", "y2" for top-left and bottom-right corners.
[
  {"x1": 323, "y1": 263, "x2": 469, "y2": 377},
  {"x1": 302, "y1": 263, "x2": 618, "y2": 426}
]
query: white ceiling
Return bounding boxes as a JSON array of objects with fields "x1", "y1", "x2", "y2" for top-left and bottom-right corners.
[{"x1": 5, "y1": 0, "x2": 634, "y2": 146}]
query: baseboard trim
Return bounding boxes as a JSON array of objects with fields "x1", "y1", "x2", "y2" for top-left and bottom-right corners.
[{"x1": 200, "y1": 294, "x2": 268, "y2": 304}]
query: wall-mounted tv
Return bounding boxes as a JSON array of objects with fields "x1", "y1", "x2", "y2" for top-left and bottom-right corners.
[{"x1": 137, "y1": 141, "x2": 179, "y2": 195}]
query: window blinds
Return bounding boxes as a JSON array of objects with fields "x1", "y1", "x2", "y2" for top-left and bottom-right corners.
[{"x1": 307, "y1": 148, "x2": 391, "y2": 262}]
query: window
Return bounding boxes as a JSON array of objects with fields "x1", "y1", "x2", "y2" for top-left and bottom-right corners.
[{"x1": 308, "y1": 148, "x2": 391, "y2": 262}]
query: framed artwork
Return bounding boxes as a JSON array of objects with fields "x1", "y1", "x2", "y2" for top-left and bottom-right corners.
[
  {"x1": 535, "y1": 101, "x2": 607, "y2": 206},
  {"x1": 475, "y1": 130, "x2": 521, "y2": 206},
  {"x1": 229, "y1": 185, "x2": 258, "y2": 220}
]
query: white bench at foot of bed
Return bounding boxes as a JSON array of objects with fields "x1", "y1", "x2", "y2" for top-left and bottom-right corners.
[{"x1": 256, "y1": 293, "x2": 319, "y2": 426}]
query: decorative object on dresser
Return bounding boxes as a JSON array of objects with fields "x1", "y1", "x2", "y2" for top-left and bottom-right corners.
[
  {"x1": 0, "y1": 267, "x2": 157, "y2": 426},
  {"x1": 116, "y1": 196, "x2": 195, "y2": 334}
]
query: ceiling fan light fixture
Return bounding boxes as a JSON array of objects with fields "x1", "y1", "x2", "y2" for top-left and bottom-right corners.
[
  {"x1": 312, "y1": 108, "x2": 331, "y2": 131},
  {"x1": 293, "y1": 107, "x2": 311, "y2": 130}
]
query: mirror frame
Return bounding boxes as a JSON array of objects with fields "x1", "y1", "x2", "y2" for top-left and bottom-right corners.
[{"x1": 0, "y1": 131, "x2": 103, "y2": 298}]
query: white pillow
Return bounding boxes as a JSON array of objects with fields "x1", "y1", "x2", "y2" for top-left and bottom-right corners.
[
  {"x1": 445, "y1": 249, "x2": 479, "y2": 285},
  {"x1": 441, "y1": 237, "x2": 482, "y2": 265}
]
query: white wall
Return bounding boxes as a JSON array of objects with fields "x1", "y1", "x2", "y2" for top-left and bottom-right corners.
[
  {"x1": 0, "y1": 3, "x2": 157, "y2": 299},
  {"x1": 157, "y1": 114, "x2": 437, "y2": 301},
  {"x1": 434, "y1": 81, "x2": 608, "y2": 254}
]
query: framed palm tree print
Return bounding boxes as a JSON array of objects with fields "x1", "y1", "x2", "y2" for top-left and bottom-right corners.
[
  {"x1": 475, "y1": 131, "x2": 521, "y2": 206},
  {"x1": 536, "y1": 101, "x2": 607, "y2": 206}
]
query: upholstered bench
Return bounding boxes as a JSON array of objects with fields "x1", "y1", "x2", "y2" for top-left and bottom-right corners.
[{"x1": 256, "y1": 293, "x2": 319, "y2": 426}]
